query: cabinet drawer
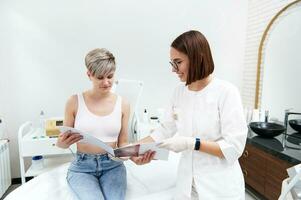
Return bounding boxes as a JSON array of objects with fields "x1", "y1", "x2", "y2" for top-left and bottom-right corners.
[
  {"x1": 265, "y1": 153, "x2": 292, "y2": 180},
  {"x1": 241, "y1": 143, "x2": 296, "y2": 200},
  {"x1": 265, "y1": 175, "x2": 282, "y2": 200},
  {"x1": 240, "y1": 144, "x2": 267, "y2": 196},
  {"x1": 240, "y1": 144, "x2": 267, "y2": 170},
  {"x1": 242, "y1": 165, "x2": 265, "y2": 194},
  {"x1": 264, "y1": 153, "x2": 292, "y2": 200},
  {"x1": 21, "y1": 138, "x2": 76, "y2": 156}
]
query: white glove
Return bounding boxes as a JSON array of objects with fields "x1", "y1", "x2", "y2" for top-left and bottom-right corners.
[{"x1": 158, "y1": 136, "x2": 195, "y2": 153}]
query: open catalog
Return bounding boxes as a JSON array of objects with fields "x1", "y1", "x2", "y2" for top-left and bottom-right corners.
[{"x1": 58, "y1": 126, "x2": 169, "y2": 160}]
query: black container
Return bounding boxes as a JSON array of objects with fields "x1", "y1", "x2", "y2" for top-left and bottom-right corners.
[{"x1": 249, "y1": 122, "x2": 285, "y2": 138}]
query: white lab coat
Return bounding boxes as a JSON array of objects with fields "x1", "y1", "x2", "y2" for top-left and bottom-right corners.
[{"x1": 151, "y1": 78, "x2": 247, "y2": 200}]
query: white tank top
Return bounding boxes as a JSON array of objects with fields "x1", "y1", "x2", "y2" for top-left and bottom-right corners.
[{"x1": 74, "y1": 93, "x2": 122, "y2": 142}]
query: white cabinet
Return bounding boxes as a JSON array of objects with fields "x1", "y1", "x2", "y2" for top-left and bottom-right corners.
[{"x1": 18, "y1": 122, "x2": 76, "y2": 184}]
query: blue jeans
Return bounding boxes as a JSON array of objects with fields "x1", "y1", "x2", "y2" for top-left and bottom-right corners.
[{"x1": 67, "y1": 152, "x2": 127, "y2": 200}]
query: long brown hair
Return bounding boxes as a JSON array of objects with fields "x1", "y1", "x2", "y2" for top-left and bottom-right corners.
[{"x1": 171, "y1": 30, "x2": 214, "y2": 85}]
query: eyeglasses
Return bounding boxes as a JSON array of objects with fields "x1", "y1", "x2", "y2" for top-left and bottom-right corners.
[{"x1": 169, "y1": 60, "x2": 179, "y2": 71}]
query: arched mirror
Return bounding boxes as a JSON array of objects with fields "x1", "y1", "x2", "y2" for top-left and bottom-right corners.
[{"x1": 256, "y1": 0, "x2": 301, "y2": 121}]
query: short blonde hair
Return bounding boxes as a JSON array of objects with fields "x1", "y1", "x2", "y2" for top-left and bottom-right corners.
[{"x1": 85, "y1": 48, "x2": 116, "y2": 77}]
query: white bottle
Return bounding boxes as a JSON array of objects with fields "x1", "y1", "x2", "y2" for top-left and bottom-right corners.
[
  {"x1": 142, "y1": 109, "x2": 149, "y2": 123},
  {"x1": 39, "y1": 110, "x2": 45, "y2": 136}
]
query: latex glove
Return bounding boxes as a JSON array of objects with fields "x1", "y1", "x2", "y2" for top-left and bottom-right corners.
[{"x1": 158, "y1": 136, "x2": 195, "y2": 153}]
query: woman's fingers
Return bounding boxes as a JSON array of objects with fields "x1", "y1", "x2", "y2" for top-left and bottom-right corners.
[
  {"x1": 131, "y1": 156, "x2": 144, "y2": 165},
  {"x1": 142, "y1": 151, "x2": 151, "y2": 163},
  {"x1": 65, "y1": 134, "x2": 82, "y2": 145},
  {"x1": 67, "y1": 135, "x2": 83, "y2": 145},
  {"x1": 130, "y1": 150, "x2": 156, "y2": 165},
  {"x1": 149, "y1": 151, "x2": 156, "y2": 160},
  {"x1": 57, "y1": 131, "x2": 82, "y2": 148},
  {"x1": 144, "y1": 151, "x2": 155, "y2": 162},
  {"x1": 59, "y1": 131, "x2": 71, "y2": 141}
]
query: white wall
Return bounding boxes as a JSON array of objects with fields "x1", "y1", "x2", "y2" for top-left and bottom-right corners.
[{"x1": 0, "y1": 0, "x2": 248, "y2": 178}]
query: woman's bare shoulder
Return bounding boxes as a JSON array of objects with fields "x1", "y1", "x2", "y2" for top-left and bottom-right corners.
[
  {"x1": 120, "y1": 96, "x2": 130, "y2": 114},
  {"x1": 65, "y1": 94, "x2": 78, "y2": 112}
]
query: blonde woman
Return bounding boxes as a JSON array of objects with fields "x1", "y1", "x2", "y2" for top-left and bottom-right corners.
[{"x1": 56, "y1": 48, "x2": 130, "y2": 200}]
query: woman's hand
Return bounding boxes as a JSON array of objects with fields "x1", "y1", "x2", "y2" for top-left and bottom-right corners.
[
  {"x1": 56, "y1": 131, "x2": 83, "y2": 149},
  {"x1": 130, "y1": 150, "x2": 156, "y2": 165}
]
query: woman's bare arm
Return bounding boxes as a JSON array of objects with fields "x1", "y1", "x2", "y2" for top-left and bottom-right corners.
[
  {"x1": 56, "y1": 95, "x2": 82, "y2": 148},
  {"x1": 117, "y1": 98, "x2": 130, "y2": 147}
]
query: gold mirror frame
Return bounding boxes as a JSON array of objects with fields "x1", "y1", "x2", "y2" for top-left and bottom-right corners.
[{"x1": 255, "y1": 0, "x2": 301, "y2": 109}]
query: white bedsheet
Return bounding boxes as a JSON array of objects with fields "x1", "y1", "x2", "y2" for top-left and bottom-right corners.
[{"x1": 5, "y1": 152, "x2": 180, "y2": 200}]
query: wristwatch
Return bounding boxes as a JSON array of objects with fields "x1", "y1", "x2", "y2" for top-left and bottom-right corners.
[{"x1": 194, "y1": 138, "x2": 201, "y2": 151}]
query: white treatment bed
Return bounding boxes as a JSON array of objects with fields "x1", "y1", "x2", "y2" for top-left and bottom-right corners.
[{"x1": 5, "y1": 152, "x2": 180, "y2": 200}]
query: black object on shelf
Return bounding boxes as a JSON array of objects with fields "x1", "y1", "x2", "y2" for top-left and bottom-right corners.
[{"x1": 249, "y1": 122, "x2": 285, "y2": 138}]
